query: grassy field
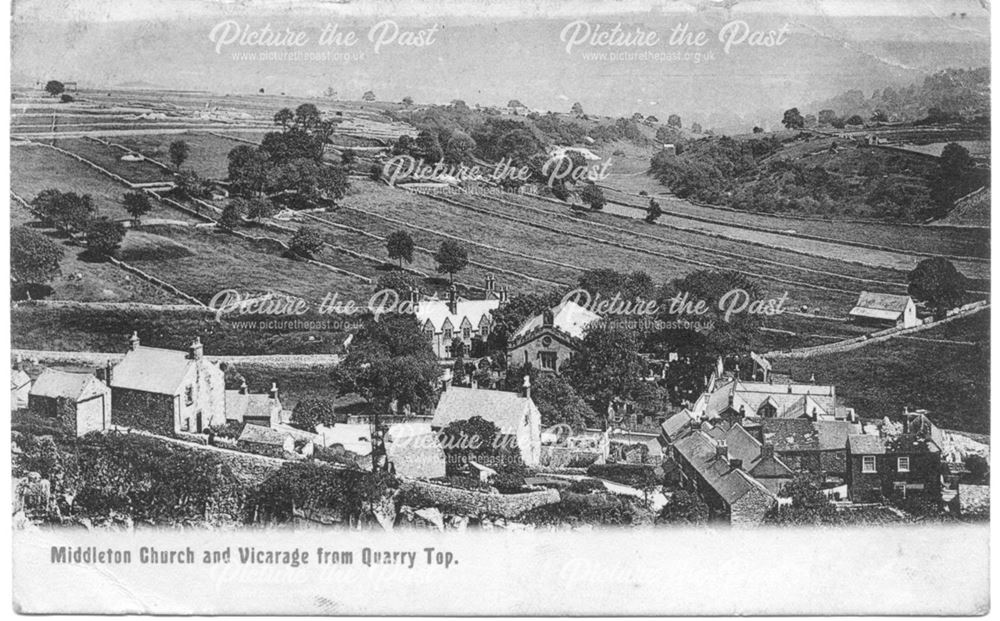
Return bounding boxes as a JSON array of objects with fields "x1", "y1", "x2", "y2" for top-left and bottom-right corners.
[
  {"x1": 771, "y1": 311, "x2": 990, "y2": 433},
  {"x1": 51, "y1": 137, "x2": 177, "y2": 184},
  {"x1": 114, "y1": 132, "x2": 248, "y2": 179}
]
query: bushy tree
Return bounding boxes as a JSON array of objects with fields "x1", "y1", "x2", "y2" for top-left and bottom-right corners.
[
  {"x1": 386, "y1": 230, "x2": 415, "y2": 267},
  {"x1": 908, "y1": 257, "x2": 967, "y2": 317},
  {"x1": 290, "y1": 398, "x2": 338, "y2": 431},
  {"x1": 531, "y1": 373, "x2": 594, "y2": 430},
  {"x1": 375, "y1": 271, "x2": 417, "y2": 297},
  {"x1": 571, "y1": 102, "x2": 584, "y2": 115},
  {"x1": 122, "y1": 191, "x2": 152, "y2": 224},
  {"x1": 580, "y1": 183, "x2": 606, "y2": 210},
  {"x1": 645, "y1": 198, "x2": 663, "y2": 224},
  {"x1": 781, "y1": 107, "x2": 805, "y2": 129},
  {"x1": 657, "y1": 489, "x2": 709, "y2": 524},
  {"x1": 44, "y1": 80, "x2": 64, "y2": 96},
  {"x1": 11, "y1": 226, "x2": 63, "y2": 285},
  {"x1": 32, "y1": 190, "x2": 96, "y2": 235},
  {"x1": 434, "y1": 240, "x2": 469, "y2": 283},
  {"x1": 667, "y1": 114, "x2": 682, "y2": 128},
  {"x1": 168, "y1": 140, "x2": 190, "y2": 170},
  {"x1": 84, "y1": 218, "x2": 126, "y2": 257},
  {"x1": 362, "y1": 90, "x2": 376, "y2": 102},
  {"x1": 219, "y1": 202, "x2": 244, "y2": 229},
  {"x1": 289, "y1": 226, "x2": 325, "y2": 259}
]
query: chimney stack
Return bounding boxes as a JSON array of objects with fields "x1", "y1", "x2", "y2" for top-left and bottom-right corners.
[
  {"x1": 715, "y1": 440, "x2": 728, "y2": 461},
  {"x1": 448, "y1": 284, "x2": 459, "y2": 315},
  {"x1": 521, "y1": 375, "x2": 531, "y2": 400},
  {"x1": 188, "y1": 337, "x2": 204, "y2": 360},
  {"x1": 129, "y1": 331, "x2": 140, "y2": 352},
  {"x1": 268, "y1": 382, "x2": 278, "y2": 400},
  {"x1": 499, "y1": 285, "x2": 508, "y2": 304},
  {"x1": 485, "y1": 273, "x2": 496, "y2": 295}
]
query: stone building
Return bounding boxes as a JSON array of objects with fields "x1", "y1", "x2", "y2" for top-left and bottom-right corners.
[
  {"x1": 848, "y1": 292, "x2": 918, "y2": 329},
  {"x1": 109, "y1": 332, "x2": 225, "y2": 434},
  {"x1": 414, "y1": 276, "x2": 505, "y2": 359},
  {"x1": 507, "y1": 300, "x2": 601, "y2": 373},
  {"x1": 28, "y1": 369, "x2": 110, "y2": 436}
]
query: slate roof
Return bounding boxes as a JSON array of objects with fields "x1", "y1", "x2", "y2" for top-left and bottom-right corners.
[
  {"x1": 673, "y1": 432, "x2": 774, "y2": 505},
  {"x1": 703, "y1": 379, "x2": 837, "y2": 419},
  {"x1": 110, "y1": 346, "x2": 198, "y2": 395},
  {"x1": 884, "y1": 433, "x2": 939, "y2": 454},
  {"x1": 814, "y1": 420, "x2": 862, "y2": 451},
  {"x1": 11, "y1": 369, "x2": 31, "y2": 390},
  {"x1": 29, "y1": 369, "x2": 105, "y2": 402},
  {"x1": 238, "y1": 424, "x2": 290, "y2": 446},
  {"x1": 762, "y1": 419, "x2": 819, "y2": 451},
  {"x1": 849, "y1": 292, "x2": 912, "y2": 321},
  {"x1": 225, "y1": 391, "x2": 278, "y2": 423},
  {"x1": 661, "y1": 411, "x2": 694, "y2": 441},
  {"x1": 511, "y1": 300, "x2": 602, "y2": 343},
  {"x1": 415, "y1": 295, "x2": 499, "y2": 333},
  {"x1": 847, "y1": 434, "x2": 886, "y2": 455},
  {"x1": 723, "y1": 424, "x2": 764, "y2": 470},
  {"x1": 431, "y1": 387, "x2": 537, "y2": 435}
]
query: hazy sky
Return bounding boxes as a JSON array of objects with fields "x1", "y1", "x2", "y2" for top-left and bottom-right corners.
[{"x1": 11, "y1": 0, "x2": 990, "y2": 128}]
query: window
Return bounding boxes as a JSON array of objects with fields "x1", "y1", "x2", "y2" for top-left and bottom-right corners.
[
  {"x1": 897, "y1": 457, "x2": 910, "y2": 472},
  {"x1": 185, "y1": 385, "x2": 194, "y2": 406},
  {"x1": 443, "y1": 328, "x2": 452, "y2": 340},
  {"x1": 463, "y1": 327, "x2": 471, "y2": 339},
  {"x1": 181, "y1": 418, "x2": 190, "y2": 432},
  {"x1": 539, "y1": 351, "x2": 557, "y2": 370},
  {"x1": 862, "y1": 455, "x2": 877, "y2": 473}
]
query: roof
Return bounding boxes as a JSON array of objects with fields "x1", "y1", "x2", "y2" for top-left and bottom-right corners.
[
  {"x1": 848, "y1": 434, "x2": 886, "y2": 455},
  {"x1": 11, "y1": 369, "x2": 31, "y2": 390},
  {"x1": 431, "y1": 387, "x2": 537, "y2": 435},
  {"x1": 814, "y1": 420, "x2": 862, "y2": 451},
  {"x1": 703, "y1": 379, "x2": 837, "y2": 420},
  {"x1": 512, "y1": 300, "x2": 602, "y2": 343},
  {"x1": 852, "y1": 291, "x2": 913, "y2": 313},
  {"x1": 762, "y1": 419, "x2": 819, "y2": 451},
  {"x1": 415, "y1": 295, "x2": 499, "y2": 333},
  {"x1": 673, "y1": 432, "x2": 774, "y2": 505},
  {"x1": 238, "y1": 424, "x2": 291, "y2": 446},
  {"x1": 884, "y1": 433, "x2": 939, "y2": 454},
  {"x1": 723, "y1": 424, "x2": 764, "y2": 470},
  {"x1": 110, "y1": 346, "x2": 199, "y2": 395},
  {"x1": 225, "y1": 391, "x2": 278, "y2": 422},
  {"x1": 661, "y1": 411, "x2": 693, "y2": 441},
  {"x1": 29, "y1": 369, "x2": 105, "y2": 402},
  {"x1": 849, "y1": 307, "x2": 903, "y2": 322}
]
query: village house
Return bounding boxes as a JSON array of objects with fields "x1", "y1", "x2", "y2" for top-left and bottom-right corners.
[
  {"x1": 224, "y1": 380, "x2": 283, "y2": 428},
  {"x1": 28, "y1": 369, "x2": 111, "y2": 437},
  {"x1": 846, "y1": 420, "x2": 943, "y2": 503},
  {"x1": 109, "y1": 332, "x2": 225, "y2": 435},
  {"x1": 693, "y1": 377, "x2": 855, "y2": 423},
  {"x1": 430, "y1": 377, "x2": 542, "y2": 467},
  {"x1": 848, "y1": 291, "x2": 918, "y2": 329},
  {"x1": 415, "y1": 277, "x2": 505, "y2": 359},
  {"x1": 759, "y1": 418, "x2": 861, "y2": 485},
  {"x1": 237, "y1": 424, "x2": 296, "y2": 458},
  {"x1": 670, "y1": 430, "x2": 778, "y2": 526},
  {"x1": 11, "y1": 366, "x2": 31, "y2": 411},
  {"x1": 507, "y1": 300, "x2": 602, "y2": 373}
]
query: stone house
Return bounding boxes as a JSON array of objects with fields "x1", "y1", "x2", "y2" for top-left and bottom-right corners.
[
  {"x1": 430, "y1": 378, "x2": 542, "y2": 467},
  {"x1": 507, "y1": 300, "x2": 602, "y2": 373},
  {"x1": 846, "y1": 432, "x2": 942, "y2": 503},
  {"x1": 224, "y1": 381, "x2": 282, "y2": 427},
  {"x1": 109, "y1": 333, "x2": 226, "y2": 435},
  {"x1": 696, "y1": 378, "x2": 855, "y2": 423},
  {"x1": 414, "y1": 277, "x2": 504, "y2": 359},
  {"x1": 759, "y1": 418, "x2": 861, "y2": 485},
  {"x1": 671, "y1": 430, "x2": 777, "y2": 526},
  {"x1": 237, "y1": 423, "x2": 295, "y2": 458},
  {"x1": 849, "y1": 292, "x2": 918, "y2": 329},
  {"x1": 28, "y1": 369, "x2": 111, "y2": 436}
]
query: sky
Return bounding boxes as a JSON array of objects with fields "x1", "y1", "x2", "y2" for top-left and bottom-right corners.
[{"x1": 11, "y1": 0, "x2": 990, "y2": 129}]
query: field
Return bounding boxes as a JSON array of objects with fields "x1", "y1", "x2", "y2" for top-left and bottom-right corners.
[{"x1": 771, "y1": 311, "x2": 990, "y2": 434}]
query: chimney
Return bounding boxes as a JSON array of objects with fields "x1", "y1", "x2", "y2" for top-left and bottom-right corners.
[
  {"x1": 448, "y1": 284, "x2": 458, "y2": 315},
  {"x1": 485, "y1": 273, "x2": 496, "y2": 295},
  {"x1": 521, "y1": 375, "x2": 531, "y2": 400},
  {"x1": 408, "y1": 285, "x2": 419, "y2": 304},
  {"x1": 729, "y1": 458, "x2": 743, "y2": 471},
  {"x1": 737, "y1": 405, "x2": 746, "y2": 419},
  {"x1": 188, "y1": 337, "x2": 204, "y2": 360},
  {"x1": 760, "y1": 443, "x2": 774, "y2": 459},
  {"x1": 715, "y1": 440, "x2": 728, "y2": 460},
  {"x1": 239, "y1": 379, "x2": 249, "y2": 395},
  {"x1": 499, "y1": 285, "x2": 508, "y2": 304},
  {"x1": 129, "y1": 331, "x2": 140, "y2": 351},
  {"x1": 268, "y1": 382, "x2": 278, "y2": 400}
]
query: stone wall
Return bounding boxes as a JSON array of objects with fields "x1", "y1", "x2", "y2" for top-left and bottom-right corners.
[
  {"x1": 112, "y1": 388, "x2": 175, "y2": 435},
  {"x1": 730, "y1": 487, "x2": 776, "y2": 527},
  {"x1": 399, "y1": 479, "x2": 560, "y2": 520}
]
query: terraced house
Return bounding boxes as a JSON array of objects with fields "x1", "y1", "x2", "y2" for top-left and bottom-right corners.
[{"x1": 414, "y1": 276, "x2": 506, "y2": 359}]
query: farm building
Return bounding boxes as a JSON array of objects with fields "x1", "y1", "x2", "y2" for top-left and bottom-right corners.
[
  {"x1": 109, "y1": 332, "x2": 225, "y2": 435},
  {"x1": 415, "y1": 277, "x2": 505, "y2": 359},
  {"x1": 237, "y1": 424, "x2": 295, "y2": 458},
  {"x1": 507, "y1": 299, "x2": 601, "y2": 373},
  {"x1": 28, "y1": 369, "x2": 110, "y2": 436},
  {"x1": 431, "y1": 378, "x2": 542, "y2": 467},
  {"x1": 848, "y1": 292, "x2": 918, "y2": 328}
]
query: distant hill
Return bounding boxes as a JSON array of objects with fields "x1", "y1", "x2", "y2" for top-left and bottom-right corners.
[{"x1": 808, "y1": 67, "x2": 989, "y2": 123}]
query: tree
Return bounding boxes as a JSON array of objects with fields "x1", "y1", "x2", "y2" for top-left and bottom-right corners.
[
  {"x1": 289, "y1": 226, "x2": 325, "y2": 259},
  {"x1": 645, "y1": 198, "x2": 663, "y2": 224},
  {"x1": 939, "y1": 142, "x2": 974, "y2": 177},
  {"x1": 44, "y1": 80, "x2": 65, "y2": 96},
  {"x1": 531, "y1": 373, "x2": 594, "y2": 430},
  {"x1": 563, "y1": 323, "x2": 649, "y2": 419},
  {"x1": 580, "y1": 183, "x2": 606, "y2": 210},
  {"x1": 818, "y1": 109, "x2": 837, "y2": 125},
  {"x1": 32, "y1": 190, "x2": 95, "y2": 234},
  {"x1": 340, "y1": 149, "x2": 356, "y2": 166},
  {"x1": 667, "y1": 114, "x2": 682, "y2": 128},
  {"x1": 752, "y1": 126, "x2": 764, "y2": 133},
  {"x1": 290, "y1": 399, "x2": 338, "y2": 432},
  {"x1": 870, "y1": 109, "x2": 888, "y2": 123},
  {"x1": 274, "y1": 108, "x2": 294, "y2": 129},
  {"x1": 168, "y1": 140, "x2": 190, "y2": 170},
  {"x1": 362, "y1": 90, "x2": 376, "y2": 102},
  {"x1": 227, "y1": 145, "x2": 269, "y2": 196},
  {"x1": 845, "y1": 114, "x2": 864, "y2": 126},
  {"x1": 443, "y1": 131, "x2": 476, "y2": 165},
  {"x1": 571, "y1": 102, "x2": 584, "y2": 115},
  {"x1": 60, "y1": 94, "x2": 74, "y2": 103},
  {"x1": 402, "y1": 96, "x2": 414, "y2": 106},
  {"x1": 11, "y1": 226, "x2": 63, "y2": 285},
  {"x1": 434, "y1": 240, "x2": 469, "y2": 283},
  {"x1": 766, "y1": 475, "x2": 836, "y2": 525},
  {"x1": 375, "y1": 271, "x2": 417, "y2": 297},
  {"x1": 907, "y1": 257, "x2": 967, "y2": 317},
  {"x1": 243, "y1": 196, "x2": 275, "y2": 222},
  {"x1": 414, "y1": 129, "x2": 443, "y2": 164},
  {"x1": 495, "y1": 128, "x2": 543, "y2": 166},
  {"x1": 219, "y1": 201, "x2": 243, "y2": 229},
  {"x1": 781, "y1": 107, "x2": 805, "y2": 129},
  {"x1": 689, "y1": 122, "x2": 703, "y2": 134},
  {"x1": 965, "y1": 454, "x2": 989, "y2": 482},
  {"x1": 657, "y1": 489, "x2": 709, "y2": 525},
  {"x1": 293, "y1": 103, "x2": 322, "y2": 130},
  {"x1": 386, "y1": 230, "x2": 415, "y2": 268},
  {"x1": 84, "y1": 218, "x2": 126, "y2": 257},
  {"x1": 122, "y1": 191, "x2": 152, "y2": 224}
]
